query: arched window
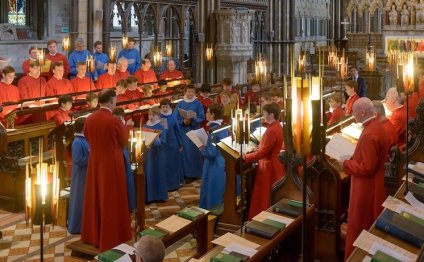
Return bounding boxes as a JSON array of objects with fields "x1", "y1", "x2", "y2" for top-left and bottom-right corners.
[
  {"x1": 8, "y1": 0, "x2": 26, "y2": 26},
  {"x1": 112, "y1": 3, "x2": 122, "y2": 29}
]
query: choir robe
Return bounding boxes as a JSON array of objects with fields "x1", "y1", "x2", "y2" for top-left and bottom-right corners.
[
  {"x1": 200, "y1": 121, "x2": 228, "y2": 209},
  {"x1": 420, "y1": 83, "x2": 424, "y2": 99},
  {"x1": 115, "y1": 70, "x2": 130, "y2": 82},
  {"x1": 244, "y1": 90, "x2": 260, "y2": 105},
  {"x1": 21, "y1": 59, "x2": 36, "y2": 75},
  {"x1": 343, "y1": 118, "x2": 391, "y2": 259},
  {"x1": 388, "y1": 106, "x2": 406, "y2": 147},
  {"x1": 81, "y1": 108, "x2": 132, "y2": 251},
  {"x1": 118, "y1": 48, "x2": 141, "y2": 74},
  {"x1": 68, "y1": 134, "x2": 89, "y2": 234},
  {"x1": 93, "y1": 52, "x2": 108, "y2": 76},
  {"x1": 144, "y1": 121, "x2": 168, "y2": 202},
  {"x1": 408, "y1": 92, "x2": 419, "y2": 119},
  {"x1": 45, "y1": 52, "x2": 70, "y2": 80},
  {"x1": 96, "y1": 73, "x2": 116, "y2": 89},
  {"x1": 134, "y1": 68, "x2": 157, "y2": 85},
  {"x1": 0, "y1": 82, "x2": 20, "y2": 119},
  {"x1": 69, "y1": 49, "x2": 98, "y2": 80},
  {"x1": 327, "y1": 105, "x2": 345, "y2": 126},
  {"x1": 381, "y1": 118, "x2": 398, "y2": 148},
  {"x1": 345, "y1": 93, "x2": 359, "y2": 115},
  {"x1": 46, "y1": 77, "x2": 74, "y2": 96},
  {"x1": 18, "y1": 75, "x2": 47, "y2": 99},
  {"x1": 173, "y1": 98, "x2": 205, "y2": 179},
  {"x1": 198, "y1": 95, "x2": 213, "y2": 129},
  {"x1": 52, "y1": 108, "x2": 71, "y2": 126},
  {"x1": 244, "y1": 120, "x2": 284, "y2": 219},
  {"x1": 123, "y1": 148, "x2": 135, "y2": 211},
  {"x1": 160, "y1": 111, "x2": 183, "y2": 190},
  {"x1": 71, "y1": 76, "x2": 95, "y2": 93},
  {"x1": 159, "y1": 70, "x2": 184, "y2": 80},
  {"x1": 124, "y1": 89, "x2": 143, "y2": 108}
]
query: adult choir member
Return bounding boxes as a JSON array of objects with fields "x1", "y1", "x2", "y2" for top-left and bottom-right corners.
[
  {"x1": 92, "y1": 41, "x2": 109, "y2": 76},
  {"x1": 46, "y1": 39, "x2": 70, "y2": 80},
  {"x1": 200, "y1": 103, "x2": 227, "y2": 209},
  {"x1": 69, "y1": 38, "x2": 98, "y2": 80},
  {"x1": 67, "y1": 117, "x2": 89, "y2": 234},
  {"x1": 115, "y1": 57, "x2": 130, "y2": 81},
  {"x1": 344, "y1": 80, "x2": 359, "y2": 115},
  {"x1": 347, "y1": 66, "x2": 367, "y2": 97},
  {"x1": 373, "y1": 100, "x2": 398, "y2": 148},
  {"x1": 339, "y1": 97, "x2": 391, "y2": 259},
  {"x1": 242, "y1": 103, "x2": 284, "y2": 219},
  {"x1": 134, "y1": 58, "x2": 158, "y2": 86},
  {"x1": 117, "y1": 37, "x2": 141, "y2": 74},
  {"x1": 21, "y1": 46, "x2": 37, "y2": 75},
  {"x1": 159, "y1": 59, "x2": 183, "y2": 81},
  {"x1": 46, "y1": 62, "x2": 73, "y2": 96},
  {"x1": 0, "y1": 66, "x2": 20, "y2": 119},
  {"x1": 81, "y1": 89, "x2": 134, "y2": 251},
  {"x1": 173, "y1": 85, "x2": 205, "y2": 179},
  {"x1": 96, "y1": 61, "x2": 117, "y2": 89},
  {"x1": 18, "y1": 62, "x2": 47, "y2": 99},
  {"x1": 385, "y1": 87, "x2": 407, "y2": 147},
  {"x1": 160, "y1": 98, "x2": 183, "y2": 191}
]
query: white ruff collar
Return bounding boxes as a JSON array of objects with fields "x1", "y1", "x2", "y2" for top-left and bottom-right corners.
[
  {"x1": 146, "y1": 119, "x2": 161, "y2": 126},
  {"x1": 74, "y1": 133, "x2": 85, "y2": 137},
  {"x1": 183, "y1": 96, "x2": 196, "y2": 103},
  {"x1": 161, "y1": 109, "x2": 172, "y2": 116},
  {"x1": 207, "y1": 119, "x2": 223, "y2": 126}
]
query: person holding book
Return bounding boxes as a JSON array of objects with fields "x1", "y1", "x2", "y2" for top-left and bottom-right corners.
[
  {"x1": 69, "y1": 38, "x2": 98, "y2": 80},
  {"x1": 144, "y1": 106, "x2": 168, "y2": 203},
  {"x1": 242, "y1": 103, "x2": 284, "y2": 219},
  {"x1": 134, "y1": 58, "x2": 158, "y2": 88},
  {"x1": 0, "y1": 66, "x2": 20, "y2": 120},
  {"x1": 81, "y1": 89, "x2": 134, "y2": 251},
  {"x1": 112, "y1": 108, "x2": 136, "y2": 212},
  {"x1": 21, "y1": 46, "x2": 38, "y2": 76},
  {"x1": 200, "y1": 103, "x2": 227, "y2": 210},
  {"x1": 338, "y1": 97, "x2": 391, "y2": 259},
  {"x1": 68, "y1": 117, "x2": 89, "y2": 234},
  {"x1": 217, "y1": 77, "x2": 239, "y2": 105},
  {"x1": 45, "y1": 40, "x2": 70, "y2": 80},
  {"x1": 92, "y1": 41, "x2": 109, "y2": 76},
  {"x1": 173, "y1": 85, "x2": 205, "y2": 180},
  {"x1": 160, "y1": 98, "x2": 183, "y2": 191},
  {"x1": 134, "y1": 236, "x2": 165, "y2": 262},
  {"x1": 117, "y1": 37, "x2": 141, "y2": 75},
  {"x1": 344, "y1": 80, "x2": 359, "y2": 115},
  {"x1": 52, "y1": 94, "x2": 73, "y2": 126}
]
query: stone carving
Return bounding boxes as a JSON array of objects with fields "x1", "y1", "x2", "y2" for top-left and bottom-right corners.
[
  {"x1": 389, "y1": 5, "x2": 398, "y2": 26},
  {"x1": 401, "y1": 4, "x2": 410, "y2": 26},
  {"x1": 417, "y1": 0, "x2": 424, "y2": 24},
  {"x1": 0, "y1": 23, "x2": 17, "y2": 41}
]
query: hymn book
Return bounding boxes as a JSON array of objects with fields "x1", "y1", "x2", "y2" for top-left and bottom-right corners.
[
  {"x1": 341, "y1": 123, "x2": 363, "y2": 140},
  {"x1": 186, "y1": 128, "x2": 208, "y2": 148},
  {"x1": 135, "y1": 128, "x2": 160, "y2": 148},
  {"x1": 325, "y1": 133, "x2": 356, "y2": 161},
  {"x1": 156, "y1": 215, "x2": 191, "y2": 233},
  {"x1": 178, "y1": 108, "x2": 197, "y2": 119}
]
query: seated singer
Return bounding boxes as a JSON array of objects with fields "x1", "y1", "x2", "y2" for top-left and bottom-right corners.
[{"x1": 242, "y1": 103, "x2": 284, "y2": 219}]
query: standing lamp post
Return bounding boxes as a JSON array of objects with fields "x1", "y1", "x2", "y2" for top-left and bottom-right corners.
[{"x1": 86, "y1": 55, "x2": 95, "y2": 92}]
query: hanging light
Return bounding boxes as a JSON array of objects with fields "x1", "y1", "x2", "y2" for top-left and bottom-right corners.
[
  {"x1": 165, "y1": 40, "x2": 172, "y2": 57},
  {"x1": 109, "y1": 44, "x2": 117, "y2": 63},
  {"x1": 206, "y1": 43, "x2": 214, "y2": 62},
  {"x1": 62, "y1": 36, "x2": 70, "y2": 53},
  {"x1": 255, "y1": 54, "x2": 267, "y2": 81},
  {"x1": 122, "y1": 33, "x2": 128, "y2": 48},
  {"x1": 298, "y1": 49, "x2": 306, "y2": 73},
  {"x1": 153, "y1": 43, "x2": 162, "y2": 67},
  {"x1": 366, "y1": 35, "x2": 376, "y2": 72},
  {"x1": 36, "y1": 48, "x2": 45, "y2": 66}
]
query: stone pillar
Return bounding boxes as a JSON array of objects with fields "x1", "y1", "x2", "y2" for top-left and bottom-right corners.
[
  {"x1": 78, "y1": 0, "x2": 88, "y2": 43},
  {"x1": 215, "y1": 9, "x2": 254, "y2": 85}
]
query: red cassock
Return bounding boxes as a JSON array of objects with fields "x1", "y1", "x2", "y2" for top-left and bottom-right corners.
[
  {"x1": 159, "y1": 70, "x2": 183, "y2": 80},
  {"x1": 0, "y1": 82, "x2": 20, "y2": 118},
  {"x1": 45, "y1": 53, "x2": 70, "y2": 80},
  {"x1": 244, "y1": 121, "x2": 284, "y2": 219},
  {"x1": 327, "y1": 105, "x2": 345, "y2": 126},
  {"x1": 96, "y1": 73, "x2": 117, "y2": 90},
  {"x1": 81, "y1": 108, "x2": 132, "y2": 251},
  {"x1": 71, "y1": 76, "x2": 95, "y2": 93},
  {"x1": 343, "y1": 118, "x2": 391, "y2": 259},
  {"x1": 244, "y1": 90, "x2": 260, "y2": 106},
  {"x1": 134, "y1": 68, "x2": 157, "y2": 84},
  {"x1": 52, "y1": 108, "x2": 71, "y2": 126},
  {"x1": 407, "y1": 92, "x2": 419, "y2": 119},
  {"x1": 18, "y1": 75, "x2": 47, "y2": 99},
  {"x1": 115, "y1": 70, "x2": 130, "y2": 82},
  {"x1": 21, "y1": 59, "x2": 33, "y2": 75},
  {"x1": 345, "y1": 93, "x2": 359, "y2": 115},
  {"x1": 381, "y1": 119, "x2": 398, "y2": 148},
  {"x1": 124, "y1": 89, "x2": 143, "y2": 107},
  {"x1": 388, "y1": 106, "x2": 406, "y2": 147},
  {"x1": 46, "y1": 77, "x2": 74, "y2": 96}
]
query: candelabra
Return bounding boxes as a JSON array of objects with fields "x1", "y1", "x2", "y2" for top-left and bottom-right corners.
[
  {"x1": 153, "y1": 43, "x2": 163, "y2": 69},
  {"x1": 366, "y1": 35, "x2": 376, "y2": 72}
]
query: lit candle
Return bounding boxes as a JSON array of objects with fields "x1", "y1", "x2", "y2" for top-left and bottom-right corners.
[
  {"x1": 62, "y1": 36, "x2": 70, "y2": 52},
  {"x1": 109, "y1": 45, "x2": 117, "y2": 63}
]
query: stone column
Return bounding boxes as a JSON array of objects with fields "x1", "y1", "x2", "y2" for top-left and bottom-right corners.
[{"x1": 215, "y1": 9, "x2": 254, "y2": 85}]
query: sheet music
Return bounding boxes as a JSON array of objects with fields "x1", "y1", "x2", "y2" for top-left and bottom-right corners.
[
  {"x1": 211, "y1": 233, "x2": 260, "y2": 250},
  {"x1": 382, "y1": 195, "x2": 424, "y2": 220},
  {"x1": 114, "y1": 243, "x2": 136, "y2": 254},
  {"x1": 223, "y1": 243, "x2": 257, "y2": 257},
  {"x1": 186, "y1": 128, "x2": 208, "y2": 148},
  {"x1": 252, "y1": 211, "x2": 294, "y2": 226},
  {"x1": 325, "y1": 133, "x2": 356, "y2": 161},
  {"x1": 405, "y1": 192, "x2": 424, "y2": 211},
  {"x1": 220, "y1": 136, "x2": 255, "y2": 154},
  {"x1": 341, "y1": 123, "x2": 363, "y2": 140},
  {"x1": 353, "y1": 230, "x2": 417, "y2": 261},
  {"x1": 156, "y1": 215, "x2": 191, "y2": 233}
]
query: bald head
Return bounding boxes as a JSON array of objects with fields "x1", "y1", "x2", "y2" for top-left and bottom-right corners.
[
  {"x1": 352, "y1": 97, "x2": 375, "y2": 123},
  {"x1": 135, "y1": 236, "x2": 165, "y2": 262},
  {"x1": 372, "y1": 100, "x2": 387, "y2": 121}
]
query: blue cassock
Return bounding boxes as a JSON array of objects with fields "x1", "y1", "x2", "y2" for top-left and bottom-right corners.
[
  {"x1": 144, "y1": 122, "x2": 168, "y2": 202},
  {"x1": 118, "y1": 48, "x2": 141, "y2": 74},
  {"x1": 68, "y1": 49, "x2": 98, "y2": 80},
  {"x1": 200, "y1": 122, "x2": 228, "y2": 210},
  {"x1": 68, "y1": 135, "x2": 89, "y2": 234},
  {"x1": 160, "y1": 113, "x2": 184, "y2": 191},
  {"x1": 123, "y1": 148, "x2": 135, "y2": 211},
  {"x1": 173, "y1": 98, "x2": 205, "y2": 179},
  {"x1": 93, "y1": 52, "x2": 109, "y2": 76}
]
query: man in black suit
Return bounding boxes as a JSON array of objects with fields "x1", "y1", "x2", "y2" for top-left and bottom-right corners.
[{"x1": 348, "y1": 66, "x2": 367, "y2": 97}]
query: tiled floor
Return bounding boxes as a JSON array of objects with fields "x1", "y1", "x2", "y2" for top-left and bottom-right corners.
[{"x1": 0, "y1": 181, "x2": 201, "y2": 262}]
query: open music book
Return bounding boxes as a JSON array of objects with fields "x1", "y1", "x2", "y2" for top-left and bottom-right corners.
[
  {"x1": 178, "y1": 108, "x2": 197, "y2": 119},
  {"x1": 186, "y1": 128, "x2": 208, "y2": 148},
  {"x1": 341, "y1": 122, "x2": 363, "y2": 140},
  {"x1": 325, "y1": 133, "x2": 356, "y2": 161}
]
